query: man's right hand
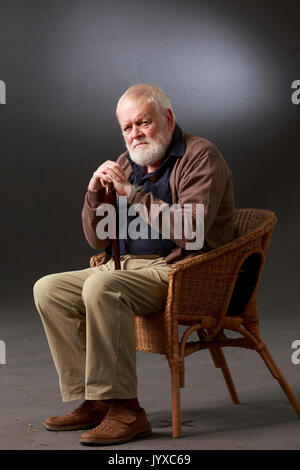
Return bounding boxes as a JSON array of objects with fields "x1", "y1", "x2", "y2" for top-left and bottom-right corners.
[{"x1": 88, "y1": 160, "x2": 126, "y2": 192}]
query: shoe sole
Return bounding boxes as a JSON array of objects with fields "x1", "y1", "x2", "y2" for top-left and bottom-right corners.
[
  {"x1": 43, "y1": 419, "x2": 104, "y2": 432},
  {"x1": 80, "y1": 424, "x2": 152, "y2": 446}
]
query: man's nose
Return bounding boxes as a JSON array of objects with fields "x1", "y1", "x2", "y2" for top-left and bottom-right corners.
[{"x1": 132, "y1": 125, "x2": 144, "y2": 139}]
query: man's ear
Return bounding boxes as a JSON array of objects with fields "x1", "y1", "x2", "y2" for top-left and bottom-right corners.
[{"x1": 164, "y1": 108, "x2": 175, "y2": 131}]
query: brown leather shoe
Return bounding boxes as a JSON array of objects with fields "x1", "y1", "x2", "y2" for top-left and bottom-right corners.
[
  {"x1": 43, "y1": 400, "x2": 110, "y2": 431},
  {"x1": 79, "y1": 404, "x2": 152, "y2": 445}
]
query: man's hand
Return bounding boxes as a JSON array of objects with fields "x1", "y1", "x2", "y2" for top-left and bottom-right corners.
[
  {"x1": 112, "y1": 179, "x2": 132, "y2": 197},
  {"x1": 88, "y1": 160, "x2": 132, "y2": 197}
]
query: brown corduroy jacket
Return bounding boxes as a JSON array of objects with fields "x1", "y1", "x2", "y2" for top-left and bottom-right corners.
[{"x1": 82, "y1": 131, "x2": 235, "y2": 265}]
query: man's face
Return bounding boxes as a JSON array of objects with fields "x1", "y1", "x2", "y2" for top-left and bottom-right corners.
[{"x1": 117, "y1": 97, "x2": 174, "y2": 167}]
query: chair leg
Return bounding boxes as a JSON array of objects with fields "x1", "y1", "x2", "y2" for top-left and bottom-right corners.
[
  {"x1": 209, "y1": 347, "x2": 240, "y2": 405},
  {"x1": 258, "y1": 344, "x2": 300, "y2": 418},
  {"x1": 171, "y1": 365, "x2": 181, "y2": 438}
]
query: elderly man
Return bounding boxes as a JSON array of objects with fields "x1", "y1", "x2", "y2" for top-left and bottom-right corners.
[{"x1": 33, "y1": 83, "x2": 235, "y2": 445}]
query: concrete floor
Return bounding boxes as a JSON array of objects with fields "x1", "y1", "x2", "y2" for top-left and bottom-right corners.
[{"x1": 1, "y1": 302, "x2": 300, "y2": 451}]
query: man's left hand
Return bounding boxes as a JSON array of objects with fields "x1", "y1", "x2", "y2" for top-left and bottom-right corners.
[{"x1": 112, "y1": 179, "x2": 132, "y2": 197}]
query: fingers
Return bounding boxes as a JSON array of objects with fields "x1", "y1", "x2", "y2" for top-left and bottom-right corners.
[
  {"x1": 96, "y1": 161, "x2": 126, "y2": 185},
  {"x1": 101, "y1": 161, "x2": 125, "y2": 181},
  {"x1": 88, "y1": 160, "x2": 127, "y2": 192}
]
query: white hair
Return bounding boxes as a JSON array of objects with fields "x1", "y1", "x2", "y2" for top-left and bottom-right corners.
[{"x1": 116, "y1": 83, "x2": 175, "y2": 120}]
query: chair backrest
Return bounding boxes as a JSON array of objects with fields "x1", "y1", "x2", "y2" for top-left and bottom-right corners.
[
  {"x1": 233, "y1": 208, "x2": 276, "y2": 239},
  {"x1": 226, "y1": 209, "x2": 277, "y2": 319}
]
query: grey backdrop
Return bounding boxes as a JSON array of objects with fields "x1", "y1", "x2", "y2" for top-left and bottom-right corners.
[{"x1": 0, "y1": 0, "x2": 300, "y2": 318}]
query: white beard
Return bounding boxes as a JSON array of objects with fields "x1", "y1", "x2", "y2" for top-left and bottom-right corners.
[{"x1": 126, "y1": 131, "x2": 172, "y2": 167}]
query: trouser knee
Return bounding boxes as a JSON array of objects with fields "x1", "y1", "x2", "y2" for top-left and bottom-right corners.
[
  {"x1": 33, "y1": 273, "x2": 61, "y2": 314},
  {"x1": 82, "y1": 271, "x2": 114, "y2": 305},
  {"x1": 82, "y1": 270, "x2": 132, "y2": 315}
]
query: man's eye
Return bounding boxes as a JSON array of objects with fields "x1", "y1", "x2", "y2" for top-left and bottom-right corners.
[
  {"x1": 124, "y1": 127, "x2": 131, "y2": 133},
  {"x1": 142, "y1": 121, "x2": 149, "y2": 126}
]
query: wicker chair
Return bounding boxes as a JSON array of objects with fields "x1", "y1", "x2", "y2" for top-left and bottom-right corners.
[{"x1": 91, "y1": 208, "x2": 300, "y2": 438}]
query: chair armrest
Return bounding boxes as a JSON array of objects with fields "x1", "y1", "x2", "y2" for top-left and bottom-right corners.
[{"x1": 166, "y1": 235, "x2": 259, "y2": 324}]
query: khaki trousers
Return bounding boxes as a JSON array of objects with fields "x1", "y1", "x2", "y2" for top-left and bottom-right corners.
[{"x1": 33, "y1": 254, "x2": 170, "y2": 402}]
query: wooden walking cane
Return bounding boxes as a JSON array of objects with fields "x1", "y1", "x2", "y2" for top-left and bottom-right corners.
[{"x1": 105, "y1": 183, "x2": 121, "y2": 270}]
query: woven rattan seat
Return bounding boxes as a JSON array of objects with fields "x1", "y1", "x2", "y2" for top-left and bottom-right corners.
[{"x1": 90, "y1": 208, "x2": 300, "y2": 438}]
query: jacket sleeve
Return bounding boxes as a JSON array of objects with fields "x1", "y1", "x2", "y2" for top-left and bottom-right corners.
[
  {"x1": 81, "y1": 153, "x2": 130, "y2": 250},
  {"x1": 81, "y1": 187, "x2": 112, "y2": 250}
]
